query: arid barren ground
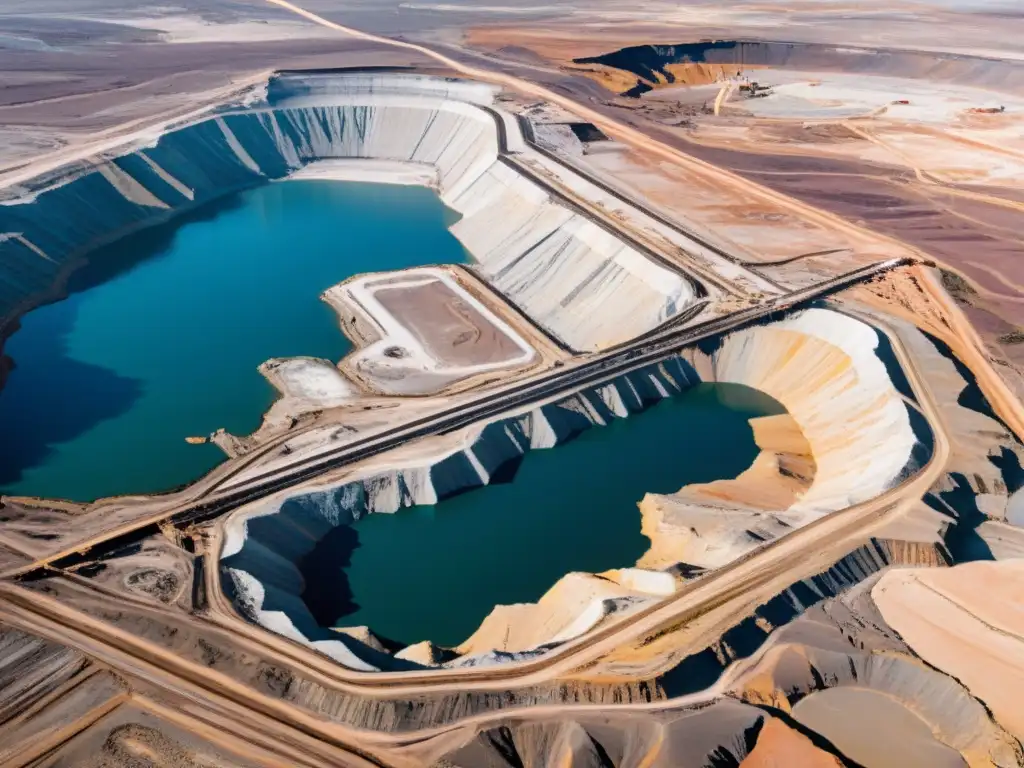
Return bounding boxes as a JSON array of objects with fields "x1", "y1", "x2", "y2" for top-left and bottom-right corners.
[{"x1": 2, "y1": 1, "x2": 1024, "y2": 766}]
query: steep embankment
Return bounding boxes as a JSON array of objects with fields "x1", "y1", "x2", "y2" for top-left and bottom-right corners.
[
  {"x1": 438, "y1": 700, "x2": 844, "y2": 768},
  {"x1": 220, "y1": 307, "x2": 927, "y2": 671},
  {"x1": 419, "y1": 311, "x2": 1024, "y2": 761},
  {"x1": 719, "y1": 565, "x2": 1024, "y2": 768},
  {"x1": 432, "y1": 559, "x2": 1024, "y2": 767},
  {"x1": 583, "y1": 310, "x2": 1024, "y2": 696},
  {"x1": 874, "y1": 561, "x2": 1024, "y2": 743},
  {"x1": 641, "y1": 307, "x2": 928, "y2": 569},
  {"x1": 0, "y1": 71, "x2": 698, "y2": 355}
]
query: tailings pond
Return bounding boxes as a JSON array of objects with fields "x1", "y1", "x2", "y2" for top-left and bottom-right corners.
[
  {"x1": 0, "y1": 181, "x2": 470, "y2": 501},
  {"x1": 300, "y1": 383, "x2": 784, "y2": 649}
]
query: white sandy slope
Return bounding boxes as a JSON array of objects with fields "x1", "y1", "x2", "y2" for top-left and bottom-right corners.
[
  {"x1": 252, "y1": 73, "x2": 701, "y2": 351},
  {"x1": 640, "y1": 308, "x2": 919, "y2": 570}
]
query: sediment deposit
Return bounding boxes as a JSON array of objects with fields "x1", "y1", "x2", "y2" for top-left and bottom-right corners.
[
  {"x1": 430, "y1": 557, "x2": 1023, "y2": 767},
  {"x1": 221, "y1": 356, "x2": 709, "y2": 671},
  {"x1": 643, "y1": 307, "x2": 925, "y2": 569},
  {"x1": 437, "y1": 700, "x2": 826, "y2": 768},
  {"x1": 5, "y1": 4, "x2": 1024, "y2": 767},
  {"x1": 558, "y1": 35, "x2": 1024, "y2": 398},
  {"x1": 718, "y1": 568, "x2": 1024, "y2": 768},
  {"x1": 874, "y1": 561, "x2": 1024, "y2": 742},
  {"x1": 571, "y1": 41, "x2": 1024, "y2": 99}
]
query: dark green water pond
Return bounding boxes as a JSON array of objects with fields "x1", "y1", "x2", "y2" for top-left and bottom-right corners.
[
  {"x1": 0, "y1": 181, "x2": 470, "y2": 501},
  {"x1": 299, "y1": 383, "x2": 784, "y2": 648}
]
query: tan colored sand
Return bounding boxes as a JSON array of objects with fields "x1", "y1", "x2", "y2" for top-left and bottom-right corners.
[
  {"x1": 638, "y1": 412, "x2": 813, "y2": 570},
  {"x1": 749, "y1": 413, "x2": 815, "y2": 461},
  {"x1": 873, "y1": 560, "x2": 1024, "y2": 740},
  {"x1": 792, "y1": 687, "x2": 966, "y2": 768},
  {"x1": 456, "y1": 571, "x2": 650, "y2": 656},
  {"x1": 565, "y1": 60, "x2": 756, "y2": 94}
]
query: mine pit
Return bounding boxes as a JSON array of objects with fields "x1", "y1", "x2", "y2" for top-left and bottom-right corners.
[
  {"x1": 225, "y1": 381, "x2": 780, "y2": 655},
  {"x1": 221, "y1": 306, "x2": 929, "y2": 670},
  {"x1": 5, "y1": 4, "x2": 1024, "y2": 764},
  {"x1": 0, "y1": 63, "x2": 937, "y2": 689}
]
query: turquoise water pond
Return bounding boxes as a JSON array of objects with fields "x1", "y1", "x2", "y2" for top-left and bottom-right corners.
[
  {"x1": 0, "y1": 181, "x2": 470, "y2": 501},
  {"x1": 299, "y1": 383, "x2": 783, "y2": 648}
]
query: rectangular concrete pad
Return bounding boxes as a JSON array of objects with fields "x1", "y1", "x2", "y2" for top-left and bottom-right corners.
[{"x1": 373, "y1": 278, "x2": 526, "y2": 367}]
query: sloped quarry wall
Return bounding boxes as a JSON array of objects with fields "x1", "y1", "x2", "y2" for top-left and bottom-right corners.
[
  {"x1": 642, "y1": 307, "x2": 932, "y2": 570},
  {"x1": 0, "y1": 72, "x2": 697, "y2": 353},
  {"x1": 221, "y1": 308, "x2": 930, "y2": 672},
  {"x1": 697, "y1": 307, "x2": 926, "y2": 514}
]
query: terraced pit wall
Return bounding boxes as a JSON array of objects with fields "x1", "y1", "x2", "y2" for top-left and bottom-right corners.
[
  {"x1": 221, "y1": 355, "x2": 707, "y2": 672},
  {"x1": 0, "y1": 71, "x2": 699, "y2": 355}
]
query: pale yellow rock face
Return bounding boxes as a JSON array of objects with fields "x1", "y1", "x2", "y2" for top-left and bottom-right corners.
[
  {"x1": 637, "y1": 448, "x2": 807, "y2": 570},
  {"x1": 708, "y1": 310, "x2": 916, "y2": 515},
  {"x1": 640, "y1": 308, "x2": 917, "y2": 570},
  {"x1": 873, "y1": 561, "x2": 1024, "y2": 740},
  {"x1": 740, "y1": 718, "x2": 844, "y2": 768},
  {"x1": 749, "y1": 413, "x2": 814, "y2": 458},
  {"x1": 393, "y1": 640, "x2": 447, "y2": 666}
]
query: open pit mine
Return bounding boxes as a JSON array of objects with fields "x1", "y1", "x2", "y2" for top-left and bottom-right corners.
[{"x1": 2, "y1": 2, "x2": 1024, "y2": 766}]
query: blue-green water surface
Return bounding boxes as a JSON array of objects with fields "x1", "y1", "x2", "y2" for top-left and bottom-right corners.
[
  {"x1": 302, "y1": 383, "x2": 784, "y2": 648},
  {"x1": 0, "y1": 181, "x2": 470, "y2": 501}
]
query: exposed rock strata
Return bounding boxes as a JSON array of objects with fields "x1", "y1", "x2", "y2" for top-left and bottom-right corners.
[
  {"x1": 859, "y1": 309, "x2": 1024, "y2": 559},
  {"x1": 717, "y1": 565, "x2": 1024, "y2": 768},
  {"x1": 593, "y1": 538, "x2": 948, "y2": 687},
  {"x1": 436, "y1": 701, "x2": 823, "y2": 768},
  {"x1": 501, "y1": 560, "x2": 1019, "y2": 768},
  {"x1": 571, "y1": 41, "x2": 1024, "y2": 98},
  {"x1": 608, "y1": 314, "x2": 1024, "y2": 713},
  {"x1": 222, "y1": 357, "x2": 706, "y2": 670}
]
